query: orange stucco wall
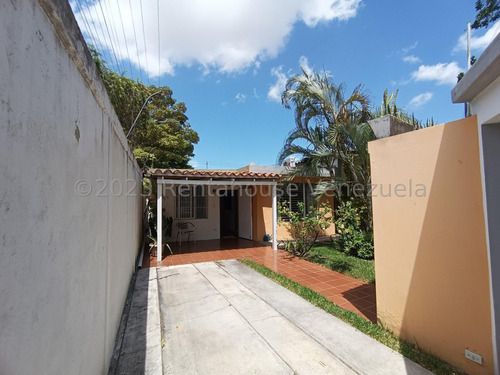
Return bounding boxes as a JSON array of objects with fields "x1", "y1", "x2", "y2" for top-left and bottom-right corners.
[
  {"x1": 369, "y1": 116, "x2": 493, "y2": 374},
  {"x1": 251, "y1": 185, "x2": 336, "y2": 242}
]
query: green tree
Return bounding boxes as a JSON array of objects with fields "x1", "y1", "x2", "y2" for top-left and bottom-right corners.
[
  {"x1": 279, "y1": 68, "x2": 374, "y2": 231},
  {"x1": 132, "y1": 89, "x2": 199, "y2": 169},
  {"x1": 279, "y1": 68, "x2": 371, "y2": 178},
  {"x1": 472, "y1": 0, "x2": 500, "y2": 29},
  {"x1": 91, "y1": 47, "x2": 199, "y2": 169}
]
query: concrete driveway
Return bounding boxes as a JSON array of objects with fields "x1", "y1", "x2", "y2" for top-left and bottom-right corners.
[{"x1": 111, "y1": 260, "x2": 433, "y2": 375}]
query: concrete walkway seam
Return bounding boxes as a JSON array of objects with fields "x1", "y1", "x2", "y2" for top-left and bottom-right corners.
[
  {"x1": 192, "y1": 262, "x2": 297, "y2": 374},
  {"x1": 219, "y1": 259, "x2": 433, "y2": 375},
  {"x1": 196, "y1": 261, "x2": 358, "y2": 375}
]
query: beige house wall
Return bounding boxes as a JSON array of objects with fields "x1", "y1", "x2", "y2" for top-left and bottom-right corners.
[
  {"x1": 368, "y1": 116, "x2": 493, "y2": 374},
  {"x1": 252, "y1": 185, "x2": 336, "y2": 242}
]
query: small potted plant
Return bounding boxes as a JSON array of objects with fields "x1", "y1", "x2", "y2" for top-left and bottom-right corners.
[{"x1": 148, "y1": 235, "x2": 173, "y2": 257}]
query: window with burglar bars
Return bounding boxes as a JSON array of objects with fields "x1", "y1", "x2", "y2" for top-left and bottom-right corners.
[
  {"x1": 279, "y1": 182, "x2": 315, "y2": 220},
  {"x1": 176, "y1": 185, "x2": 208, "y2": 219}
]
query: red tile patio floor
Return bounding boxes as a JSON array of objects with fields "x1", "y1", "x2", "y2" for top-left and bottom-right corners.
[{"x1": 142, "y1": 238, "x2": 376, "y2": 323}]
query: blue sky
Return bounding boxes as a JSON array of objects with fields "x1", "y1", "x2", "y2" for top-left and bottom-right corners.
[{"x1": 72, "y1": 0, "x2": 500, "y2": 169}]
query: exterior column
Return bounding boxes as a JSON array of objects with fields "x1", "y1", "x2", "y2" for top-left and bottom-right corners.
[
  {"x1": 272, "y1": 182, "x2": 277, "y2": 251},
  {"x1": 157, "y1": 181, "x2": 163, "y2": 261}
]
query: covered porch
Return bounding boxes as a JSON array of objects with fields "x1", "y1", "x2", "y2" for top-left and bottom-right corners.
[
  {"x1": 142, "y1": 238, "x2": 270, "y2": 267},
  {"x1": 148, "y1": 168, "x2": 282, "y2": 262}
]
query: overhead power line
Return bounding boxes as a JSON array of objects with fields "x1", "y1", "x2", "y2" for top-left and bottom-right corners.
[
  {"x1": 74, "y1": 0, "x2": 160, "y2": 84},
  {"x1": 157, "y1": 0, "x2": 161, "y2": 86},
  {"x1": 96, "y1": 0, "x2": 122, "y2": 71},
  {"x1": 115, "y1": 0, "x2": 134, "y2": 74},
  {"x1": 128, "y1": 0, "x2": 143, "y2": 82},
  {"x1": 140, "y1": 0, "x2": 150, "y2": 84}
]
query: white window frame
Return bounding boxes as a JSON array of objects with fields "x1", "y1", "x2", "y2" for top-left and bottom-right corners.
[
  {"x1": 279, "y1": 182, "x2": 315, "y2": 220},
  {"x1": 176, "y1": 185, "x2": 208, "y2": 219}
]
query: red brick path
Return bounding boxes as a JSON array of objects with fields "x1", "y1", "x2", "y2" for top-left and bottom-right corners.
[{"x1": 143, "y1": 238, "x2": 376, "y2": 322}]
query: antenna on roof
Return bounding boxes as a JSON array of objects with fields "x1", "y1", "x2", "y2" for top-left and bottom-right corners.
[
  {"x1": 466, "y1": 22, "x2": 471, "y2": 117},
  {"x1": 206, "y1": 161, "x2": 208, "y2": 169}
]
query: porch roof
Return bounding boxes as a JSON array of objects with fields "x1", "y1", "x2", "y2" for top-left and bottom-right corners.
[{"x1": 148, "y1": 168, "x2": 281, "y2": 181}]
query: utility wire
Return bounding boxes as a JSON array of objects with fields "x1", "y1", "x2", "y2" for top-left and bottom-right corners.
[
  {"x1": 74, "y1": 0, "x2": 98, "y2": 50},
  {"x1": 97, "y1": 0, "x2": 122, "y2": 71},
  {"x1": 128, "y1": 0, "x2": 143, "y2": 82},
  {"x1": 92, "y1": 2, "x2": 116, "y2": 69},
  {"x1": 75, "y1": 0, "x2": 152, "y2": 85},
  {"x1": 116, "y1": 0, "x2": 134, "y2": 75},
  {"x1": 103, "y1": 0, "x2": 124, "y2": 71},
  {"x1": 140, "y1": 0, "x2": 150, "y2": 85},
  {"x1": 157, "y1": 0, "x2": 161, "y2": 86}
]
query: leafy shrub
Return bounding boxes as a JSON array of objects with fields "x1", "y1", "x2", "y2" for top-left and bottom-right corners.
[
  {"x1": 335, "y1": 201, "x2": 374, "y2": 259},
  {"x1": 278, "y1": 202, "x2": 333, "y2": 258}
]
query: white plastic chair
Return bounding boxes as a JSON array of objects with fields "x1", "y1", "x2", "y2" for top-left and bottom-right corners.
[{"x1": 176, "y1": 222, "x2": 195, "y2": 245}]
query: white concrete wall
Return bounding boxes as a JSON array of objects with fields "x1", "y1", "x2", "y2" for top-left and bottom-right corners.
[
  {"x1": 0, "y1": 1, "x2": 143, "y2": 374},
  {"x1": 163, "y1": 188, "x2": 220, "y2": 241},
  {"x1": 162, "y1": 186, "x2": 255, "y2": 241},
  {"x1": 473, "y1": 76, "x2": 500, "y2": 375},
  {"x1": 471, "y1": 75, "x2": 500, "y2": 125}
]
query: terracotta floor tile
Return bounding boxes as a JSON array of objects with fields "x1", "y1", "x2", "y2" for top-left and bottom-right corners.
[
  {"x1": 142, "y1": 238, "x2": 376, "y2": 322},
  {"x1": 315, "y1": 283, "x2": 337, "y2": 292},
  {"x1": 321, "y1": 286, "x2": 345, "y2": 296},
  {"x1": 350, "y1": 299, "x2": 375, "y2": 310},
  {"x1": 324, "y1": 294, "x2": 347, "y2": 305},
  {"x1": 294, "y1": 276, "x2": 317, "y2": 284}
]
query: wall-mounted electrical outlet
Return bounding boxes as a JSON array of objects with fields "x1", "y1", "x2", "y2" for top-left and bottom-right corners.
[{"x1": 465, "y1": 349, "x2": 483, "y2": 365}]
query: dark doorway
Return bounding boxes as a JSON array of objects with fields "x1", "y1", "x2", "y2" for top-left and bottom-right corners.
[{"x1": 219, "y1": 191, "x2": 238, "y2": 238}]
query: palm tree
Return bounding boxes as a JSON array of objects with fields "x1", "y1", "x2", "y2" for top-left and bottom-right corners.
[
  {"x1": 281, "y1": 69, "x2": 370, "y2": 138},
  {"x1": 279, "y1": 68, "x2": 372, "y2": 182},
  {"x1": 372, "y1": 88, "x2": 436, "y2": 130},
  {"x1": 278, "y1": 68, "x2": 375, "y2": 230}
]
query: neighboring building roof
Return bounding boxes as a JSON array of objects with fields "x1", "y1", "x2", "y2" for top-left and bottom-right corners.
[
  {"x1": 368, "y1": 114, "x2": 414, "y2": 139},
  {"x1": 237, "y1": 163, "x2": 288, "y2": 174},
  {"x1": 148, "y1": 168, "x2": 281, "y2": 179},
  {"x1": 239, "y1": 163, "x2": 333, "y2": 177},
  {"x1": 452, "y1": 32, "x2": 500, "y2": 103}
]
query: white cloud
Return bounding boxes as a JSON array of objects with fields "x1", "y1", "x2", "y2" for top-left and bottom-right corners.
[
  {"x1": 235, "y1": 93, "x2": 247, "y2": 103},
  {"x1": 74, "y1": 0, "x2": 361, "y2": 77},
  {"x1": 402, "y1": 55, "x2": 421, "y2": 64},
  {"x1": 253, "y1": 88, "x2": 260, "y2": 99},
  {"x1": 299, "y1": 0, "x2": 362, "y2": 26},
  {"x1": 253, "y1": 61, "x2": 261, "y2": 75},
  {"x1": 408, "y1": 92, "x2": 433, "y2": 108},
  {"x1": 299, "y1": 55, "x2": 314, "y2": 75},
  {"x1": 268, "y1": 66, "x2": 289, "y2": 102},
  {"x1": 401, "y1": 42, "x2": 418, "y2": 54},
  {"x1": 390, "y1": 78, "x2": 410, "y2": 87},
  {"x1": 411, "y1": 62, "x2": 463, "y2": 85},
  {"x1": 454, "y1": 20, "x2": 500, "y2": 53}
]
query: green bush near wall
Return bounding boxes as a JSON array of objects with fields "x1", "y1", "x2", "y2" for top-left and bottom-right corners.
[{"x1": 335, "y1": 201, "x2": 374, "y2": 259}]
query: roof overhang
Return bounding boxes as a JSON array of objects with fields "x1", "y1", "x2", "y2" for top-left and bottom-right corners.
[
  {"x1": 156, "y1": 178, "x2": 277, "y2": 187},
  {"x1": 148, "y1": 168, "x2": 281, "y2": 186},
  {"x1": 452, "y1": 33, "x2": 500, "y2": 103}
]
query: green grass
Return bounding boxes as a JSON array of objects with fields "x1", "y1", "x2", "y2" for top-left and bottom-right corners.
[
  {"x1": 241, "y1": 259, "x2": 463, "y2": 375},
  {"x1": 307, "y1": 242, "x2": 375, "y2": 284}
]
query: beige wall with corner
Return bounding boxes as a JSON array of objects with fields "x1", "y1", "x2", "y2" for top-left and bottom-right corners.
[
  {"x1": 252, "y1": 184, "x2": 336, "y2": 243},
  {"x1": 369, "y1": 116, "x2": 493, "y2": 374}
]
